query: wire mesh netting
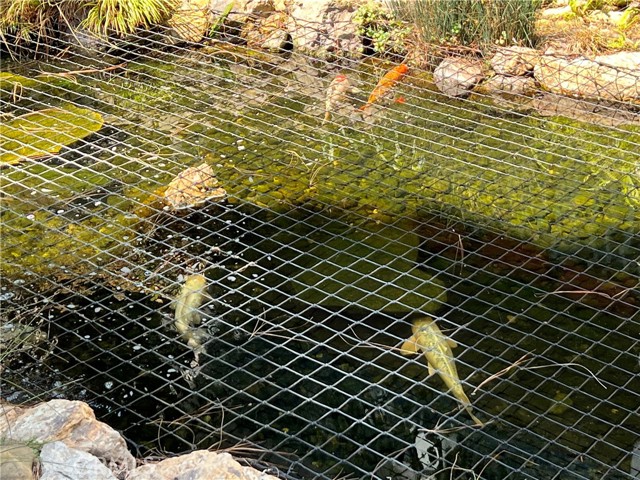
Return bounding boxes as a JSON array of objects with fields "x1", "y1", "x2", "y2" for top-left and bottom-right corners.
[{"x1": 1, "y1": 5, "x2": 640, "y2": 480}]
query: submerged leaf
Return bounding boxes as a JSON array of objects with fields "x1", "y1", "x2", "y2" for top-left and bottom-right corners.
[{"x1": 0, "y1": 104, "x2": 104, "y2": 165}]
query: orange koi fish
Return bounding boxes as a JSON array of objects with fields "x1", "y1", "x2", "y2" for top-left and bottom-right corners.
[
  {"x1": 359, "y1": 63, "x2": 408, "y2": 114},
  {"x1": 324, "y1": 74, "x2": 356, "y2": 123}
]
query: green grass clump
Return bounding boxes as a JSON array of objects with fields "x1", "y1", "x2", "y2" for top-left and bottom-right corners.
[
  {"x1": 0, "y1": 0, "x2": 175, "y2": 56},
  {"x1": 388, "y1": 0, "x2": 541, "y2": 49},
  {"x1": 82, "y1": 0, "x2": 176, "y2": 36}
]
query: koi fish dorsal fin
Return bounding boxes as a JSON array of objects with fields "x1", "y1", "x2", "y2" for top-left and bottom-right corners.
[
  {"x1": 400, "y1": 337, "x2": 419, "y2": 355},
  {"x1": 447, "y1": 338, "x2": 458, "y2": 348},
  {"x1": 428, "y1": 363, "x2": 436, "y2": 377}
]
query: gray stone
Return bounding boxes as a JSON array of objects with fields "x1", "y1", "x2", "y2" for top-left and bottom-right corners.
[
  {"x1": 484, "y1": 74, "x2": 538, "y2": 96},
  {"x1": 39, "y1": 442, "x2": 117, "y2": 480},
  {"x1": 167, "y1": 0, "x2": 213, "y2": 43},
  {"x1": 534, "y1": 52, "x2": 640, "y2": 101},
  {"x1": 207, "y1": 0, "x2": 362, "y2": 56},
  {"x1": 0, "y1": 400, "x2": 135, "y2": 477},
  {"x1": 287, "y1": 0, "x2": 362, "y2": 57},
  {"x1": 490, "y1": 46, "x2": 540, "y2": 76},
  {"x1": 0, "y1": 443, "x2": 37, "y2": 480},
  {"x1": 433, "y1": 57, "x2": 486, "y2": 98},
  {"x1": 128, "y1": 451, "x2": 280, "y2": 480},
  {"x1": 208, "y1": 0, "x2": 275, "y2": 20}
]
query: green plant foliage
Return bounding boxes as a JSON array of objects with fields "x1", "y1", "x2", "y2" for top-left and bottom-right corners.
[
  {"x1": 0, "y1": 104, "x2": 104, "y2": 165},
  {"x1": 0, "y1": 0, "x2": 176, "y2": 55},
  {"x1": 82, "y1": 0, "x2": 176, "y2": 36},
  {"x1": 354, "y1": 1, "x2": 410, "y2": 55},
  {"x1": 617, "y1": 4, "x2": 640, "y2": 30},
  {"x1": 388, "y1": 0, "x2": 541, "y2": 48},
  {"x1": 569, "y1": 0, "x2": 605, "y2": 16},
  {"x1": 209, "y1": 1, "x2": 234, "y2": 37}
]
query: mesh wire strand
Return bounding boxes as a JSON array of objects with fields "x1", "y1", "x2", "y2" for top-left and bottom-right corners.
[{"x1": 1, "y1": 9, "x2": 639, "y2": 480}]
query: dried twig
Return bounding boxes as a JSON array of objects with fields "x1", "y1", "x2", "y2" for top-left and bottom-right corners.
[
  {"x1": 537, "y1": 287, "x2": 634, "y2": 300},
  {"x1": 472, "y1": 353, "x2": 607, "y2": 396},
  {"x1": 38, "y1": 62, "x2": 127, "y2": 78},
  {"x1": 471, "y1": 354, "x2": 532, "y2": 395}
]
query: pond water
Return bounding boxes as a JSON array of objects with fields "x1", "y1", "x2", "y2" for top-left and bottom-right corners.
[{"x1": 1, "y1": 45, "x2": 639, "y2": 479}]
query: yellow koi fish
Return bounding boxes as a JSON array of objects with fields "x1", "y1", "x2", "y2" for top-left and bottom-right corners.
[
  {"x1": 401, "y1": 316, "x2": 483, "y2": 426},
  {"x1": 173, "y1": 274, "x2": 209, "y2": 351}
]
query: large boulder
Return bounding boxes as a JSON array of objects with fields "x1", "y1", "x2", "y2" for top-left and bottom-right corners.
[
  {"x1": 483, "y1": 74, "x2": 538, "y2": 96},
  {"x1": 209, "y1": 0, "x2": 275, "y2": 20},
  {"x1": 534, "y1": 51, "x2": 640, "y2": 101},
  {"x1": 40, "y1": 442, "x2": 117, "y2": 480},
  {"x1": 287, "y1": 0, "x2": 361, "y2": 57},
  {"x1": 490, "y1": 46, "x2": 540, "y2": 76},
  {"x1": 129, "y1": 451, "x2": 280, "y2": 480},
  {"x1": 433, "y1": 57, "x2": 486, "y2": 98},
  {"x1": 207, "y1": 0, "x2": 362, "y2": 56},
  {"x1": 0, "y1": 400, "x2": 135, "y2": 477},
  {"x1": 0, "y1": 400, "x2": 283, "y2": 480},
  {"x1": 167, "y1": 0, "x2": 213, "y2": 43}
]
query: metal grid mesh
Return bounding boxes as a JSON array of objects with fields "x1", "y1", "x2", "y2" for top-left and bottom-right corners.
[{"x1": 1, "y1": 9, "x2": 639, "y2": 480}]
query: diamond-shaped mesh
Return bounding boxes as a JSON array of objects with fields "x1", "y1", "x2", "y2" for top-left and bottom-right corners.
[{"x1": 1, "y1": 7, "x2": 639, "y2": 480}]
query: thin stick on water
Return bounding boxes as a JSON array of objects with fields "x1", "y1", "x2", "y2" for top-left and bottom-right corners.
[
  {"x1": 472, "y1": 354, "x2": 607, "y2": 395},
  {"x1": 472, "y1": 354, "x2": 532, "y2": 395},
  {"x1": 526, "y1": 362, "x2": 607, "y2": 389},
  {"x1": 536, "y1": 287, "x2": 633, "y2": 300}
]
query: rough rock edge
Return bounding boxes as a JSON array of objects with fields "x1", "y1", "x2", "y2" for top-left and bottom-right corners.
[{"x1": 0, "y1": 400, "x2": 277, "y2": 480}]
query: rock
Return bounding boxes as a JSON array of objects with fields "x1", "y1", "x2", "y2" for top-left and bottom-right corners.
[
  {"x1": 490, "y1": 46, "x2": 540, "y2": 76},
  {"x1": 287, "y1": 0, "x2": 361, "y2": 57},
  {"x1": 534, "y1": 52, "x2": 640, "y2": 101},
  {"x1": 0, "y1": 401, "x2": 278, "y2": 480},
  {"x1": 39, "y1": 442, "x2": 117, "y2": 480},
  {"x1": 531, "y1": 93, "x2": 640, "y2": 126},
  {"x1": 207, "y1": 0, "x2": 362, "y2": 56},
  {"x1": 483, "y1": 74, "x2": 538, "y2": 96},
  {"x1": 594, "y1": 50, "x2": 640, "y2": 70},
  {"x1": 208, "y1": 0, "x2": 276, "y2": 21},
  {"x1": 261, "y1": 27, "x2": 290, "y2": 51},
  {"x1": 163, "y1": 163, "x2": 226, "y2": 210},
  {"x1": 0, "y1": 400, "x2": 135, "y2": 477},
  {"x1": 0, "y1": 443, "x2": 37, "y2": 480},
  {"x1": 433, "y1": 57, "x2": 486, "y2": 98},
  {"x1": 242, "y1": 11, "x2": 289, "y2": 50},
  {"x1": 128, "y1": 451, "x2": 280, "y2": 480},
  {"x1": 168, "y1": 0, "x2": 213, "y2": 43}
]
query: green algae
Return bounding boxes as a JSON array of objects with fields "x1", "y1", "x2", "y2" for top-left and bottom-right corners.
[
  {"x1": 1, "y1": 50, "x2": 639, "y2": 288},
  {"x1": 0, "y1": 104, "x2": 104, "y2": 165},
  {"x1": 271, "y1": 218, "x2": 446, "y2": 313}
]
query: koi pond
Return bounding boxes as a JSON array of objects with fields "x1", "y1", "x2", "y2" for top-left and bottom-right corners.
[{"x1": 1, "y1": 44, "x2": 639, "y2": 480}]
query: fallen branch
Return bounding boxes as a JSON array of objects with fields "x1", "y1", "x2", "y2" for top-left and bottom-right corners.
[{"x1": 38, "y1": 62, "x2": 127, "y2": 78}]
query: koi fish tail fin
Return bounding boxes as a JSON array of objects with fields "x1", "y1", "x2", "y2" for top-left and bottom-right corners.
[
  {"x1": 359, "y1": 102, "x2": 371, "y2": 112},
  {"x1": 465, "y1": 406, "x2": 484, "y2": 426}
]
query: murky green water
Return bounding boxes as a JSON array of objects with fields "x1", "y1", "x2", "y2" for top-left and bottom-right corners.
[
  {"x1": 2, "y1": 46, "x2": 640, "y2": 282},
  {"x1": 2, "y1": 46, "x2": 639, "y2": 479}
]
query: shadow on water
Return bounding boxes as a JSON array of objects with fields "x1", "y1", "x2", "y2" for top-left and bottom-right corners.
[{"x1": 3, "y1": 201, "x2": 638, "y2": 479}]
